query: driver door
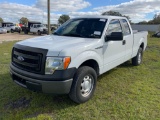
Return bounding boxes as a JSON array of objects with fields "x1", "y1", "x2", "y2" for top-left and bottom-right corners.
[
  {"x1": 103, "y1": 19, "x2": 126, "y2": 73},
  {"x1": 30, "y1": 25, "x2": 36, "y2": 33}
]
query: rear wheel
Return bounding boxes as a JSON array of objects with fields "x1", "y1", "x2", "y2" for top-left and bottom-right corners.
[
  {"x1": 69, "y1": 66, "x2": 97, "y2": 104},
  {"x1": 132, "y1": 47, "x2": 143, "y2": 66}
]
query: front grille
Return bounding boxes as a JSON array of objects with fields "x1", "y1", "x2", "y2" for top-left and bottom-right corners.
[
  {"x1": 15, "y1": 28, "x2": 19, "y2": 30},
  {"x1": 12, "y1": 45, "x2": 48, "y2": 74}
]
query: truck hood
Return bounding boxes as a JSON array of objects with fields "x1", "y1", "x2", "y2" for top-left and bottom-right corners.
[
  {"x1": 39, "y1": 27, "x2": 47, "y2": 29},
  {"x1": 17, "y1": 35, "x2": 98, "y2": 56}
]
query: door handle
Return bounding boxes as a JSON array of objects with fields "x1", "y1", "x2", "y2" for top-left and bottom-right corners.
[{"x1": 122, "y1": 40, "x2": 126, "y2": 45}]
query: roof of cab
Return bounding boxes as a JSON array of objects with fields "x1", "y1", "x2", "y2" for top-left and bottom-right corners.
[{"x1": 74, "y1": 15, "x2": 127, "y2": 20}]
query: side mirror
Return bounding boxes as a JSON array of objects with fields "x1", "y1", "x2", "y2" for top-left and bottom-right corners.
[{"x1": 105, "y1": 32, "x2": 123, "y2": 42}]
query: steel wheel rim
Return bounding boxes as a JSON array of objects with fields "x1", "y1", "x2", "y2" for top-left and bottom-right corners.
[
  {"x1": 80, "y1": 75, "x2": 94, "y2": 97},
  {"x1": 138, "y1": 52, "x2": 142, "y2": 64}
]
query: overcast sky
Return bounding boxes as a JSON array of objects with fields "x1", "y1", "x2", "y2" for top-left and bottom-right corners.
[{"x1": 0, "y1": 0, "x2": 160, "y2": 24}]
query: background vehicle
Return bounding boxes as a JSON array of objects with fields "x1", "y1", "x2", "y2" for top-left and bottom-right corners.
[
  {"x1": 1, "y1": 22, "x2": 21, "y2": 33},
  {"x1": 10, "y1": 16, "x2": 148, "y2": 103},
  {"x1": 0, "y1": 27, "x2": 7, "y2": 34},
  {"x1": 22, "y1": 21, "x2": 48, "y2": 35},
  {"x1": 152, "y1": 31, "x2": 160, "y2": 37}
]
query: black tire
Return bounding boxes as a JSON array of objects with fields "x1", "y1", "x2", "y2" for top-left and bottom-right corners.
[
  {"x1": 69, "y1": 66, "x2": 97, "y2": 104},
  {"x1": 132, "y1": 47, "x2": 143, "y2": 66},
  {"x1": 38, "y1": 31, "x2": 41, "y2": 35},
  {"x1": 24, "y1": 30, "x2": 28, "y2": 34},
  {"x1": 11, "y1": 29, "x2": 14, "y2": 33}
]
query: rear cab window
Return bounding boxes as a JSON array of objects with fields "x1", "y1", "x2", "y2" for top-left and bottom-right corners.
[
  {"x1": 121, "y1": 19, "x2": 131, "y2": 35},
  {"x1": 106, "y1": 19, "x2": 122, "y2": 35}
]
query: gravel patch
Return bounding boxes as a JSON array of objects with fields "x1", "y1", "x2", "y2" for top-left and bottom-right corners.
[{"x1": 0, "y1": 33, "x2": 44, "y2": 43}]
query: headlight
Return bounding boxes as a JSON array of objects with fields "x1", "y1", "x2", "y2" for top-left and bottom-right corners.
[{"x1": 45, "y1": 57, "x2": 71, "y2": 74}]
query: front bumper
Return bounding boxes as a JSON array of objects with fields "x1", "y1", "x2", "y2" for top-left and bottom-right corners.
[
  {"x1": 42, "y1": 30, "x2": 48, "y2": 34},
  {"x1": 10, "y1": 64, "x2": 76, "y2": 94}
]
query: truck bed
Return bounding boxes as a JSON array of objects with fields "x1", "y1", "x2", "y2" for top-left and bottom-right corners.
[{"x1": 133, "y1": 30, "x2": 148, "y2": 57}]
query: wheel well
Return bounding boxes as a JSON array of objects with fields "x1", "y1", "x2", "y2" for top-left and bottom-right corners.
[
  {"x1": 79, "y1": 59, "x2": 99, "y2": 75},
  {"x1": 140, "y1": 43, "x2": 144, "y2": 50}
]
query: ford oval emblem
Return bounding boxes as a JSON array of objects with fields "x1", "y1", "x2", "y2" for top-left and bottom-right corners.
[{"x1": 17, "y1": 56, "x2": 24, "y2": 62}]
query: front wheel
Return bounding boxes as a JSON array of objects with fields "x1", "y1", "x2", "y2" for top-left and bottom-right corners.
[
  {"x1": 132, "y1": 47, "x2": 143, "y2": 66},
  {"x1": 37, "y1": 31, "x2": 41, "y2": 35},
  {"x1": 11, "y1": 29, "x2": 14, "y2": 33},
  {"x1": 69, "y1": 66, "x2": 97, "y2": 104}
]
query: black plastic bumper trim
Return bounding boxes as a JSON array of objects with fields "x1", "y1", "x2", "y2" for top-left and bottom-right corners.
[{"x1": 10, "y1": 64, "x2": 77, "y2": 81}]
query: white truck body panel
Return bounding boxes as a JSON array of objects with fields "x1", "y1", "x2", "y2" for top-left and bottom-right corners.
[
  {"x1": 3, "y1": 24, "x2": 20, "y2": 32},
  {"x1": 18, "y1": 16, "x2": 148, "y2": 75},
  {"x1": 132, "y1": 31, "x2": 148, "y2": 57},
  {"x1": 11, "y1": 15, "x2": 148, "y2": 100},
  {"x1": 30, "y1": 24, "x2": 47, "y2": 33}
]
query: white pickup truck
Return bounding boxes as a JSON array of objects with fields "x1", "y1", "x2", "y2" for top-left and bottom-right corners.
[
  {"x1": 2, "y1": 23, "x2": 21, "y2": 33},
  {"x1": 30, "y1": 24, "x2": 47, "y2": 35},
  {"x1": 10, "y1": 16, "x2": 148, "y2": 103}
]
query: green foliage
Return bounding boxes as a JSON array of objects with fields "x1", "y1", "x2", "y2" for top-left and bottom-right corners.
[
  {"x1": 0, "y1": 35, "x2": 160, "y2": 120},
  {"x1": 58, "y1": 15, "x2": 70, "y2": 25},
  {"x1": 150, "y1": 14, "x2": 160, "y2": 24},
  {"x1": 102, "y1": 11, "x2": 122, "y2": 16},
  {"x1": 20, "y1": 17, "x2": 29, "y2": 25},
  {"x1": 102, "y1": 11, "x2": 131, "y2": 22},
  {"x1": 137, "y1": 21, "x2": 148, "y2": 24},
  {"x1": 138, "y1": 13, "x2": 160, "y2": 24},
  {"x1": 0, "y1": 17, "x2": 3, "y2": 23}
]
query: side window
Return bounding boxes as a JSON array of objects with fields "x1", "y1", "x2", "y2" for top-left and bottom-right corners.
[
  {"x1": 122, "y1": 19, "x2": 131, "y2": 35},
  {"x1": 106, "y1": 19, "x2": 122, "y2": 35}
]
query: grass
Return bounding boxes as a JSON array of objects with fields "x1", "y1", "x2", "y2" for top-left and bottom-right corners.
[{"x1": 0, "y1": 36, "x2": 160, "y2": 120}]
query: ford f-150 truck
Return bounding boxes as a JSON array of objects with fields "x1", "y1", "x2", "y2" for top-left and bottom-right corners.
[{"x1": 10, "y1": 16, "x2": 148, "y2": 103}]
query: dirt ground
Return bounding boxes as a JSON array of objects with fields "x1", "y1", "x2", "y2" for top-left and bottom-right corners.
[{"x1": 0, "y1": 33, "x2": 45, "y2": 43}]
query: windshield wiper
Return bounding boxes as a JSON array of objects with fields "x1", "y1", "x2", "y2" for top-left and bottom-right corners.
[
  {"x1": 86, "y1": 34, "x2": 100, "y2": 38},
  {"x1": 62, "y1": 33, "x2": 84, "y2": 38}
]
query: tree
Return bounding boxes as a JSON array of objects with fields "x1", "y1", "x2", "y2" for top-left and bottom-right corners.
[
  {"x1": 137, "y1": 21, "x2": 148, "y2": 24},
  {"x1": 58, "y1": 15, "x2": 70, "y2": 25},
  {"x1": 138, "y1": 14, "x2": 160, "y2": 25},
  {"x1": 20, "y1": 17, "x2": 28, "y2": 25},
  {"x1": 152, "y1": 14, "x2": 160, "y2": 24},
  {"x1": 0, "y1": 17, "x2": 3, "y2": 23},
  {"x1": 102, "y1": 11, "x2": 122, "y2": 16},
  {"x1": 102, "y1": 10, "x2": 131, "y2": 23}
]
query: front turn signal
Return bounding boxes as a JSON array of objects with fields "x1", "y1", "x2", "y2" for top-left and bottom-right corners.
[{"x1": 63, "y1": 57, "x2": 71, "y2": 69}]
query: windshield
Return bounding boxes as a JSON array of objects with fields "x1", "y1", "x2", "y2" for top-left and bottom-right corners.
[
  {"x1": 53, "y1": 18, "x2": 107, "y2": 38},
  {"x1": 10, "y1": 24, "x2": 14, "y2": 26},
  {"x1": 37, "y1": 24, "x2": 44, "y2": 27}
]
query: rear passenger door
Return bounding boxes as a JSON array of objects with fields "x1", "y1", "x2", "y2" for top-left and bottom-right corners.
[{"x1": 120, "y1": 19, "x2": 133, "y2": 61}]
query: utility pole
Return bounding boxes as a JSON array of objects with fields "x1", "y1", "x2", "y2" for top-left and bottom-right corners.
[{"x1": 47, "y1": 0, "x2": 51, "y2": 35}]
